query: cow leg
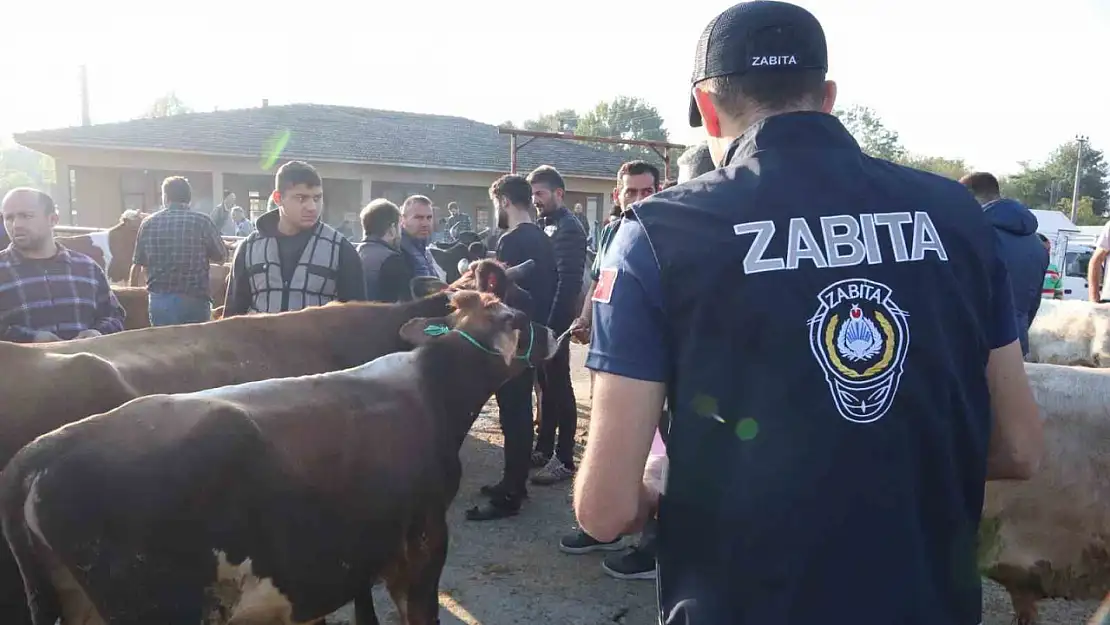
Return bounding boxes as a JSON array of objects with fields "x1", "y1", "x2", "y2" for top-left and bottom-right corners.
[
  {"x1": 387, "y1": 514, "x2": 448, "y2": 625},
  {"x1": 351, "y1": 584, "x2": 380, "y2": 625},
  {"x1": 1010, "y1": 590, "x2": 1038, "y2": 625}
]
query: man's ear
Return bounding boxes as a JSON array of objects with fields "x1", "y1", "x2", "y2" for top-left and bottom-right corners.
[
  {"x1": 272, "y1": 191, "x2": 282, "y2": 205},
  {"x1": 411, "y1": 276, "x2": 449, "y2": 299},
  {"x1": 693, "y1": 88, "x2": 722, "y2": 138},
  {"x1": 399, "y1": 317, "x2": 451, "y2": 346}
]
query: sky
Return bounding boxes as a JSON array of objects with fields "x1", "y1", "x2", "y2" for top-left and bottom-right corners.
[{"x1": 2, "y1": 0, "x2": 1107, "y2": 175}]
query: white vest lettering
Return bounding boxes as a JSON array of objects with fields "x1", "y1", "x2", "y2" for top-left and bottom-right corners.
[{"x1": 734, "y1": 211, "x2": 949, "y2": 275}]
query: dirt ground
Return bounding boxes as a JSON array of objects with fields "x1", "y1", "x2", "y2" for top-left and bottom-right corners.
[{"x1": 330, "y1": 345, "x2": 1101, "y2": 625}]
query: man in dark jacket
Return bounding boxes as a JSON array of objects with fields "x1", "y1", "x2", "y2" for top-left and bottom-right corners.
[
  {"x1": 961, "y1": 172, "x2": 1048, "y2": 355},
  {"x1": 356, "y1": 199, "x2": 412, "y2": 302},
  {"x1": 528, "y1": 165, "x2": 587, "y2": 485},
  {"x1": 467, "y1": 174, "x2": 558, "y2": 521}
]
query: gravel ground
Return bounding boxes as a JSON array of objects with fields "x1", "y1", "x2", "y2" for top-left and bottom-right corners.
[{"x1": 329, "y1": 345, "x2": 1100, "y2": 625}]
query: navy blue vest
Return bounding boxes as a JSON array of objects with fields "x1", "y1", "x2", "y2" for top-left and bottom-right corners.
[{"x1": 636, "y1": 113, "x2": 997, "y2": 625}]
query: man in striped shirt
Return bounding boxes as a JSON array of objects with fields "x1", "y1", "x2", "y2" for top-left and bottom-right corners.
[{"x1": 0, "y1": 188, "x2": 124, "y2": 342}]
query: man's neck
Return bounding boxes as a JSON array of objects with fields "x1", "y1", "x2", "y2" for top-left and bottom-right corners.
[
  {"x1": 19, "y1": 241, "x2": 58, "y2": 260},
  {"x1": 276, "y1": 219, "x2": 304, "y2": 236},
  {"x1": 507, "y1": 207, "x2": 534, "y2": 230}
]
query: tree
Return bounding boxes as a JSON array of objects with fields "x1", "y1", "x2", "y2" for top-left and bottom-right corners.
[
  {"x1": 521, "y1": 108, "x2": 578, "y2": 132},
  {"x1": 1004, "y1": 141, "x2": 1109, "y2": 213},
  {"x1": 141, "y1": 92, "x2": 193, "y2": 119},
  {"x1": 0, "y1": 170, "x2": 35, "y2": 197},
  {"x1": 522, "y1": 97, "x2": 675, "y2": 169},
  {"x1": 1056, "y1": 196, "x2": 1104, "y2": 226},
  {"x1": 498, "y1": 120, "x2": 516, "y2": 129},
  {"x1": 900, "y1": 154, "x2": 970, "y2": 180},
  {"x1": 833, "y1": 105, "x2": 905, "y2": 161}
]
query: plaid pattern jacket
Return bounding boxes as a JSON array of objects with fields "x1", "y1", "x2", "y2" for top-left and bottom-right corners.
[
  {"x1": 0, "y1": 244, "x2": 126, "y2": 342},
  {"x1": 133, "y1": 203, "x2": 227, "y2": 299}
]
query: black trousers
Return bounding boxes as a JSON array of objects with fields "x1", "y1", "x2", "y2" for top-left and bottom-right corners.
[
  {"x1": 535, "y1": 340, "x2": 577, "y2": 466},
  {"x1": 496, "y1": 367, "x2": 535, "y2": 495}
]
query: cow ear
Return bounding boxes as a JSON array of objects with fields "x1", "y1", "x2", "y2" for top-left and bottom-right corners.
[
  {"x1": 410, "y1": 276, "x2": 449, "y2": 300},
  {"x1": 399, "y1": 317, "x2": 450, "y2": 346}
]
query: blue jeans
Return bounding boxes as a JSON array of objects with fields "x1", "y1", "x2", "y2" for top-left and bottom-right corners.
[{"x1": 148, "y1": 292, "x2": 211, "y2": 327}]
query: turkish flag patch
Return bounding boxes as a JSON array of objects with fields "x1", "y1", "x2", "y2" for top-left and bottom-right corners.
[{"x1": 592, "y1": 268, "x2": 617, "y2": 304}]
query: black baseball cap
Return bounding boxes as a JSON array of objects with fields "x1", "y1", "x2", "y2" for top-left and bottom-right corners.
[{"x1": 689, "y1": 1, "x2": 828, "y2": 127}]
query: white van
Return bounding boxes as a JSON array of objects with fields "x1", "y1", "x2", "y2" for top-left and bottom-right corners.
[{"x1": 1061, "y1": 244, "x2": 1094, "y2": 301}]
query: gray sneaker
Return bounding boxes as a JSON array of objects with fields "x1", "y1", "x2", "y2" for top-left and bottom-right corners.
[
  {"x1": 559, "y1": 529, "x2": 628, "y2": 555},
  {"x1": 531, "y1": 456, "x2": 575, "y2": 485}
]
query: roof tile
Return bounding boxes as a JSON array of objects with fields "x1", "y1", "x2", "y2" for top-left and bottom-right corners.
[{"x1": 14, "y1": 104, "x2": 632, "y2": 179}]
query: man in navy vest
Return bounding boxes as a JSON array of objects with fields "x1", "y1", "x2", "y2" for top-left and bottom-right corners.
[{"x1": 573, "y1": 3, "x2": 1044, "y2": 624}]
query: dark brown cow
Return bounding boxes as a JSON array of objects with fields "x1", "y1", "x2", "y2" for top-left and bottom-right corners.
[
  {"x1": 55, "y1": 211, "x2": 147, "y2": 283},
  {"x1": 0, "y1": 290, "x2": 557, "y2": 625},
  {"x1": 0, "y1": 294, "x2": 452, "y2": 623},
  {"x1": 0, "y1": 260, "x2": 533, "y2": 624}
]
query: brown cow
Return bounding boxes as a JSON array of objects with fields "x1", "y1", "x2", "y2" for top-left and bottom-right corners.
[
  {"x1": 0, "y1": 261, "x2": 533, "y2": 623},
  {"x1": 113, "y1": 264, "x2": 232, "y2": 331},
  {"x1": 0, "y1": 294, "x2": 451, "y2": 622},
  {"x1": 55, "y1": 210, "x2": 147, "y2": 283},
  {"x1": 109, "y1": 286, "x2": 149, "y2": 331},
  {"x1": 0, "y1": 290, "x2": 558, "y2": 625}
]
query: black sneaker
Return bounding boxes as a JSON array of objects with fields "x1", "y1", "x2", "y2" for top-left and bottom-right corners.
[
  {"x1": 558, "y1": 529, "x2": 628, "y2": 555},
  {"x1": 602, "y1": 546, "x2": 657, "y2": 580}
]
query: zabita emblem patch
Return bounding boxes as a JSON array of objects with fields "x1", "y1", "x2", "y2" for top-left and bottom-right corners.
[{"x1": 807, "y1": 278, "x2": 910, "y2": 424}]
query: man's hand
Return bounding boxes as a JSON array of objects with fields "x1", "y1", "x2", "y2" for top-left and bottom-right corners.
[
  {"x1": 570, "y1": 316, "x2": 591, "y2": 344},
  {"x1": 75, "y1": 329, "x2": 102, "y2": 339},
  {"x1": 32, "y1": 331, "x2": 61, "y2": 343}
]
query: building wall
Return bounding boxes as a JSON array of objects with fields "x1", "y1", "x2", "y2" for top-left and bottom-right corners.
[{"x1": 44, "y1": 147, "x2": 616, "y2": 231}]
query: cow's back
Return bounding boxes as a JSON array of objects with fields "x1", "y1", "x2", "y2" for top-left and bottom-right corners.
[
  {"x1": 981, "y1": 362, "x2": 1110, "y2": 599},
  {"x1": 1027, "y1": 299, "x2": 1110, "y2": 367}
]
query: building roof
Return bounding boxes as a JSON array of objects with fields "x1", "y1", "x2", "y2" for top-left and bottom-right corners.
[{"x1": 14, "y1": 104, "x2": 630, "y2": 179}]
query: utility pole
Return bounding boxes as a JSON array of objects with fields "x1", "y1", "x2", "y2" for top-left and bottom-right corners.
[
  {"x1": 1070, "y1": 134, "x2": 1089, "y2": 222},
  {"x1": 79, "y1": 64, "x2": 90, "y2": 126}
]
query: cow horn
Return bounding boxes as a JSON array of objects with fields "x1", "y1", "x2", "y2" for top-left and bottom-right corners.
[{"x1": 505, "y1": 259, "x2": 535, "y2": 281}]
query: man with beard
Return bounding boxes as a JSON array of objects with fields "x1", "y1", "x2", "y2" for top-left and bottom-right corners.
[
  {"x1": 528, "y1": 165, "x2": 587, "y2": 485},
  {"x1": 0, "y1": 188, "x2": 124, "y2": 342},
  {"x1": 224, "y1": 161, "x2": 365, "y2": 316},
  {"x1": 466, "y1": 174, "x2": 557, "y2": 521}
]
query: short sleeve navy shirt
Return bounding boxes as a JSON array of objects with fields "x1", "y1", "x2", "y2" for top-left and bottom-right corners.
[{"x1": 587, "y1": 112, "x2": 1018, "y2": 625}]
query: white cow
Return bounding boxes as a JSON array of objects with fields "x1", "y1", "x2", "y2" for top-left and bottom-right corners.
[
  {"x1": 981, "y1": 362, "x2": 1110, "y2": 625},
  {"x1": 1027, "y1": 299, "x2": 1110, "y2": 367}
]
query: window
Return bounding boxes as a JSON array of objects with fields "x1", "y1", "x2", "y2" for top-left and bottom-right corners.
[{"x1": 1065, "y1": 250, "x2": 1092, "y2": 278}]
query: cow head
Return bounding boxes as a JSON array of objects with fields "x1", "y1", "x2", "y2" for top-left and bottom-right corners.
[
  {"x1": 411, "y1": 259, "x2": 533, "y2": 302},
  {"x1": 400, "y1": 289, "x2": 556, "y2": 369}
]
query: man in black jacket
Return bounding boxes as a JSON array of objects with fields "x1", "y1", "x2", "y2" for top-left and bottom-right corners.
[
  {"x1": 467, "y1": 174, "x2": 558, "y2": 520},
  {"x1": 356, "y1": 199, "x2": 412, "y2": 302},
  {"x1": 528, "y1": 165, "x2": 587, "y2": 485}
]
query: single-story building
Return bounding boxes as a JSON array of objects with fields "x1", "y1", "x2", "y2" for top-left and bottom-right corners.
[{"x1": 14, "y1": 103, "x2": 629, "y2": 238}]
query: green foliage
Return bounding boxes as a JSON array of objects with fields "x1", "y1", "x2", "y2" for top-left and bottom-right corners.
[
  {"x1": 0, "y1": 145, "x2": 51, "y2": 197},
  {"x1": 1056, "y1": 196, "x2": 1105, "y2": 226},
  {"x1": 833, "y1": 105, "x2": 905, "y2": 162},
  {"x1": 521, "y1": 97, "x2": 672, "y2": 169},
  {"x1": 141, "y1": 91, "x2": 193, "y2": 119},
  {"x1": 521, "y1": 108, "x2": 578, "y2": 133},
  {"x1": 900, "y1": 154, "x2": 970, "y2": 180},
  {"x1": 1003, "y1": 141, "x2": 1109, "y2": 214}
]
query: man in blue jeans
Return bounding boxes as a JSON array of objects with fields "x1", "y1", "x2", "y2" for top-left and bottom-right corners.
[{"x1": 130, "y1": 176, "x2": 227, "y2": 325}]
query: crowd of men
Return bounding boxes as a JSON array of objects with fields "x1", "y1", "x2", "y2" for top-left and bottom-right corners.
[{"x1": 0, "y1": 0, "x2": 1081, "y2": 621}]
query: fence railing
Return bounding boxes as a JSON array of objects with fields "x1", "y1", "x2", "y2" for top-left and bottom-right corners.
[{"x1": 54, "y1": 225, "x2": 245, "y2": 245}]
